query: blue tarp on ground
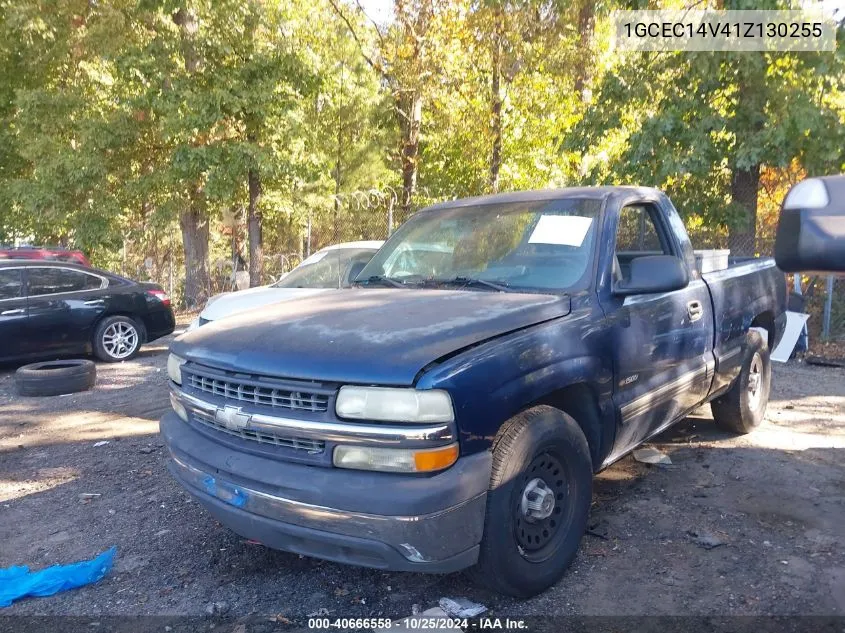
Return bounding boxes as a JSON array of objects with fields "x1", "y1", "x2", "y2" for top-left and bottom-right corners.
[{"x1": 0, "y1": 547, "x2": 116, "y2": 608}]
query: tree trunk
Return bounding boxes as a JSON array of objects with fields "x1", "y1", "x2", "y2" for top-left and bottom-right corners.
[
  {"x1": 173, "y1": 6, "x2": 209, "y2": 307},
  {"x1": 334, "y1": 112, "x2": 342, "y2": 243},
  {"x1": 247, "y1": 168, "x2": 263, "y2": 287},
  {"x1": 179, "y1": 191, "x2": 210, "y2": 309},
  {"x1": 728, "y1": 164, "x2": 760, "y2": 256},
  {"x1": 573, "y1": 0, "x2": 595, "y2": 99},
  {"x1": 489, "y1": 23, "x2": 503, "y2": 193},
  {"x1": 400, "y1": 91, "x2": 422, "y2": 216},
  {"x1": 172, "y1": 8, "x2": 200, "y2": 72}
]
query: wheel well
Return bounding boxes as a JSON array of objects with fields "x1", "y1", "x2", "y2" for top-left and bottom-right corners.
[
  {"x1": 535, "y1": 383, "x2": 606, "y2": 469},
  {"x1": 751, "y1": 311, "x2": 775, "y2": 349},
  {"x1": 93, "y1": 312, "x2": 148, "y2": 344}
]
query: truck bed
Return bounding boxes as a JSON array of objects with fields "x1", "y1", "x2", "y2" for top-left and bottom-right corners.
[{"x1": 701, "y1": 256, "x2": 787, "y2": 394}]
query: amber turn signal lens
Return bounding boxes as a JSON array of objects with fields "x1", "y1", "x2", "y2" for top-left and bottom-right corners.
[
  {"x1": 333, "y1": 443, "x2": 460, "y2": 473},
  {"x1": 413, "y1": 444, "x2": 459, "y2": 472}
]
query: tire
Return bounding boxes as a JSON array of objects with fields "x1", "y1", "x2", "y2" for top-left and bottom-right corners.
[
  {"x1": 15, "y1": 360, "x2": 96, "y2": 397},
  {"x1": 93, "y1": 315, "x2": 142, "y2": 362},
  {"x1": 711, "y1": 330, "x2": 771, "y2": 434},
  {"x1": 468, "y1": 405, "x2": 593, "y2": 598}
]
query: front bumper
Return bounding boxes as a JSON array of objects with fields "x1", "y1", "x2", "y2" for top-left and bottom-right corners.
[{"x1": 160, "y1": 412, "x2": 491, "y2": 572}]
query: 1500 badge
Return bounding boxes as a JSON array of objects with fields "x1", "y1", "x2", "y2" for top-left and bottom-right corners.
[{"x1": 619, "y1": 374, "x2": 639, "y2": 387}]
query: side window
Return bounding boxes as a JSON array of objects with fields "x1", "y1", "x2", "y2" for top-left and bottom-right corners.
[
  {"x1": 0, "y1": 269, "x2": 23, "y2": 300},
  {"x1": 614, "y1": 205, "x2": 671, "y2": 283},
  {"x1": 27, "y1": 268, "x2": 102, "y2": 296}
]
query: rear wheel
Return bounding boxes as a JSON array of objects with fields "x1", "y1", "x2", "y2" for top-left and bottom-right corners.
[
  {"x1": 93, "y1": 316, "x2": 142, "y2": 362},
  {"x1": 711, "y1": 330, "x2": 771, "y2": 434},
  {"x1": 469, "y1": 406, "x2": 592, "y2": 597}
]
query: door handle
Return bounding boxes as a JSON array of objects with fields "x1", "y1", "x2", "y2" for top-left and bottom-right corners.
[
  {"x1": 1, "y1": 308, "x2": 25, "y2": 316},
  {"x1": 83, "y1": 299, "x2": 105, "y2": 306},
  {"x1": 687, "y1": 300, "x2": 704, "y2": 322}
]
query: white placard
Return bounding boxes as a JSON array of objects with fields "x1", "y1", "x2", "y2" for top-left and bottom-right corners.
[
  {"x1": 770, "y1": 311, "x2": 810, "y2": 363},
  {"x1": 528, "y1": 215, "x2": 594, "y2": 247}
]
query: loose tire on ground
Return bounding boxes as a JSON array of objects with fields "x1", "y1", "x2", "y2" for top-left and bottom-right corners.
[
  {"x1": 93, "y1": 315, "x2": 142, "y2": 362},
  {"x1": 469, "y1": 405, "x2": 593, "y2": 598},
  {"x1": 711, "y1": 330, "x2": 771, "y2": 434},
  {"x1": 15, "y1": 360, "x2": 96, "y2": 397}
]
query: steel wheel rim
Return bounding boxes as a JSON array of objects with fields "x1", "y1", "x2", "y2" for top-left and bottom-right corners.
[
  {"x1": 747, "y1": 353, "x2": 763, "y2": 409},
  {"x1": 514, "y1": 452, "x2": 570, "y2": 559},
  {"x1": 102, "y1": 322, "x2": 138, "y2": 359}
]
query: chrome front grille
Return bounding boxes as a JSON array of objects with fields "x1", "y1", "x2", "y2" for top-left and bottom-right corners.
[
  {"x1": 192, "y1": 409, "x2": 325, "y2": 453},
  {"x1": 185, "y1": 368, "x2": 330, "y2": 413}
]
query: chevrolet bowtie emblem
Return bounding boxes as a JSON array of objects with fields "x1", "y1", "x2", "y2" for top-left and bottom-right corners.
[{"x1": 215, "y1": 405, "x2": 251, "y2": 431}]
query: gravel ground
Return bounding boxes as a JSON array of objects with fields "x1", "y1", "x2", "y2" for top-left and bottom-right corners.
[{"x1": 1, "y1": 335, "x2": 844, "y2": 621}]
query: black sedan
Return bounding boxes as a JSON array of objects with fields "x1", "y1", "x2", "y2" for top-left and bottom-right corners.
[{"x1": 0, "y1": 260, "x2": 175, "y2": 363}]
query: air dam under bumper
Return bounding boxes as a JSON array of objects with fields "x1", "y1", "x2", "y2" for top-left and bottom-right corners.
[{"x1": 160, "y1": 412, "x2": 491, "y2": 572}]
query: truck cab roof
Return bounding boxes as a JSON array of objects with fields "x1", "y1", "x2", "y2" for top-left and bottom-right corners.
[{"x1": 422, "y1": 186, "x2": 664, "y2": 212}]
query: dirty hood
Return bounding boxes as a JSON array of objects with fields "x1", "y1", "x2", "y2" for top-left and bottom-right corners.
[
  {"x1": 199, "y1": 286, "x2": 328, "y2": 322},
  {"x1": 173, "y1": 289, "x2": 571, "y2": 385}
]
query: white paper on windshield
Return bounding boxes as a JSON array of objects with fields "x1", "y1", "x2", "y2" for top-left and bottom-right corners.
[
  {"x1": 528, "y1": 215, "x2": 593, "y2": 247},
  {"x1": 299, "y1": 251, "x2": 327, "y2": 266},
  {"x1": 770, "y1": 311, "x2": 809, "y2": 363}
]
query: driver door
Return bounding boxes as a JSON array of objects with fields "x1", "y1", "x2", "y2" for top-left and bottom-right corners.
[{"x1": 601, "y1": 203, "x2": 713, "y2": 458}]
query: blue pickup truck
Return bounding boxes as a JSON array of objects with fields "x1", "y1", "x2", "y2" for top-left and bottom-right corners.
[{"x1": 161, "y1": 187, "x2": 786, "y2": 597}]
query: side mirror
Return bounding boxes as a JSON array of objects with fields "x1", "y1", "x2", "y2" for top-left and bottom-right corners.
[
  {"x1": 614, "y1": 255, "x2": 689, "y2": 296},
  {"x1": 344, "y1": 261, "x2": 368, "y2": 286},
  {"x1": 775, "y1": 175, "x2": 845, "y2": 273}
]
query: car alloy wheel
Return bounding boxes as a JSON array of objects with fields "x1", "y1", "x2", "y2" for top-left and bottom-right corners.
[{"x1": 102, "y1": 321, "x2": 139, "y2": 359}]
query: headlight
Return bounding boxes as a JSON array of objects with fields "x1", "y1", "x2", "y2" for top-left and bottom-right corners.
[
  {"x1": 333, "y1": 443, "x2": 459, "y2": 473},
  {"x1": 167, "y1": 353, "x2": 187, "y2": 384},
  {"x1": 335, "y1": 386, "x2": 454, "y2": 423}
]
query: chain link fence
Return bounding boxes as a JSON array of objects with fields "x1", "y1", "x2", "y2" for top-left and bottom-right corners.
[{"x1": 795, "y1": 274, "x2": 845, "y2": 347}]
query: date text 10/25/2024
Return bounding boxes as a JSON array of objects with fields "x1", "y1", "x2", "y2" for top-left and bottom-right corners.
[{"x1": 307, "y1": 617, "x2": 528, "y2": 630}]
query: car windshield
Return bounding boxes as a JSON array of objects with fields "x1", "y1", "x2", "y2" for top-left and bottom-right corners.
[
  {"x1": 358, "y1": 198, "x2": 602, "y2": 292},
  {"x1": 273, "y1": 248, "x2": 377, "y2": 289}
]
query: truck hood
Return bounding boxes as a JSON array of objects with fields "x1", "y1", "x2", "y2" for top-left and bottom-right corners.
[
  {"x1": 173, "y1": 289, "x2": 571, "y2": 385},
  {"x1": 200, "y1": 286, "x2": 328, "y2": 322}
]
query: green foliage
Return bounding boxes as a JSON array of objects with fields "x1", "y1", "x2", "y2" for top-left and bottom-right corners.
[
  {"x1": 570, "y1": 21, "x2": 845, "y2": 234},
  {"x1": 1, "y1": 0, "x2": 843, "y2": 294}
]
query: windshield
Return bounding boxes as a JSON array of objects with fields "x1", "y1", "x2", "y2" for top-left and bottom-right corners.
[
  {"x1": 358, "y1": 198, "x2": 602, "y2": 292},
  {"x1": 273, "y1": 248, "x2": 377, "y2": 289}
]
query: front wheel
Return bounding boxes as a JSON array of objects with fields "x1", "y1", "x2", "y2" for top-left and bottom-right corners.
[
  {"x1": 469, "y1": 406, "x2": 592, "y2": 598},
  {"x1": 93, "y1": 316, "x2": 142, "y2": 362}
]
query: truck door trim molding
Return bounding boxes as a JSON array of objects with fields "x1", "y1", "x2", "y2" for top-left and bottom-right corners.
[
  {"x1": 620, "y1": 366, "x2": 709, "y2": 423},
  {"x1": 714, "y1": 345, "x2": 742, "y2": 372}
]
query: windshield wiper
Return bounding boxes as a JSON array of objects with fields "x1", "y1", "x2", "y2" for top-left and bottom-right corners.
[
  {"x1": 355, "y1": 275, "x2": 406, "y2": 288},
  {"x1": 431, "y1": 276, "x2": 513, "y2": 292}
]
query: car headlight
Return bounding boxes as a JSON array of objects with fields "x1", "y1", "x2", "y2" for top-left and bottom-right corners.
[
  {"x1": 167, "y1": 353, "x2": 187, "y2": 385},
  {"x1": 333, "y1": 443, "x2": 459, "y2": 473},
  {"x1": 335, "y1": 386, "x2": 454, "y2": 423}
]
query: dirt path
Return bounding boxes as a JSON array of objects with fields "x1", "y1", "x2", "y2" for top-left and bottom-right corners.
[{"x1": 1, "y1": 346, "x2": 843, "y2": 619}]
